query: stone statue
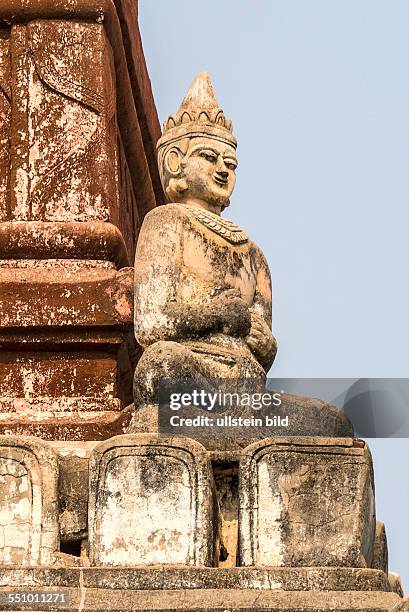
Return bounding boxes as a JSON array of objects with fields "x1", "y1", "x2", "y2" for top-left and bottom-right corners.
[{"x1": 132, "y1": 72, "x2": 277, "y2": 411}]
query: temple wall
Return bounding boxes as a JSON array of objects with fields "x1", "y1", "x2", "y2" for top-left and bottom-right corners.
[{"x1": 0, "y1": 1, "x2": 164, "y2": 441}]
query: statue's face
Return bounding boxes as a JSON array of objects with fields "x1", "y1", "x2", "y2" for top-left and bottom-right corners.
[{"x1": 182, "y1": 137, "x2": 238, "y2": 209}]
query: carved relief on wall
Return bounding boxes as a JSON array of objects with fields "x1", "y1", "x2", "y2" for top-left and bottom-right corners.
[{"x1": 10, "y1": 20, "x2": 119, "y2": 223}]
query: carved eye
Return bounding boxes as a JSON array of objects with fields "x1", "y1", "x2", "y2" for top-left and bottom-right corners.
[
  {"x1": 224, "y1": 159, "x2": 237, "y2": 171},
  {"x1": 200, "y1": 151, "x2": 217, "y2": 163}
]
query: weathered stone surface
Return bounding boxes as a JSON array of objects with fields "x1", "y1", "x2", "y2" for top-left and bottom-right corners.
[
  {"x1": 0, "y1": 29, "x2": 10, "y2": 221},
  {"x1": 0, "y1": 402, "x2": 130, "y2": 444},
  {"x1": 0, "y1": 1, "x2": 163, "y2": 438},
  {"x1": 372, "y1": 522, "x2": 388, "y2": 573},
  {"x1": 0, "y1": 436, "x2": 59, "y2": 565},
  {"x1": 239, "y1": 437, "x2": 376, "y2": 568},
  {"x1": 0, "y1": 566, "x2": 393, "y2": 591},
  {"x1": 10, "y1": 20, "x2": 118, "y2": 223},
  {"x1": 0, "y1": 0, "x2": 164, "y2": 259},
  {"x1": 0, "y1": 263, "x2": 134, "y2": 438},
  {"x1": 388, "y1": 573, "x2": 404, "y2": 598},
  {"x1": 270, "y1": 391, "x2": 354, "y2": 436},
  {"x1": 88, "y1": 435, "x2": 220, "y2": 566},
  {"x1": 129, "y1": 393, "x2": 353, "y2": 446},
  {"x1": 0, "y1": 222, "x2": 129, "y2": 266},
  {"x1": 54, "y1": 442, "x2": 96, "y2": 542},
  {"x1": 0, "y1": 587, "x2": 401, "y2": 611},
  {"x1": 0, "y1": 264, "x2": 133, "y2": 328},
  {"x1": 113, "y1": 0, "x2": 164, "y2": 207}
]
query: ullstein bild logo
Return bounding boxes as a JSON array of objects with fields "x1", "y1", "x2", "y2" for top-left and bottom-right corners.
[{"x1": 168, "y1": 413, "x2": 289, "y2": 429}]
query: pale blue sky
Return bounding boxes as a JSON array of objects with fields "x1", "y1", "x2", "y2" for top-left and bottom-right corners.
[{"x1": 140, "y1": 0, "x2": 409, "y2": 587}]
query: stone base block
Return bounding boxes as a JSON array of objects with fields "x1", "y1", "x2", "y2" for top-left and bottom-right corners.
[
  {"x1": 0, "y1": 587, "x2": 402, "y2": 612},
  {"x1": 0, "y1": 568, "x2": 402, "y2": 611},
  {"x1": 239, "y1": 437, "x2": 376, "y2": 568},
  {"x1": 0, "y1": 566, "x2": 394, "y2": 591},
  {"x1": 0, "y1": 437, "x2": 59, "y2": 565},
  {"x1": 88, "y1": 435, "x2": 220, "y2": 566}
]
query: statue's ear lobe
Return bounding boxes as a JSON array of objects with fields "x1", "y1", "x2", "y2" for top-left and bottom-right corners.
[
  {"x1": 164, "y1": 148, "x2": 182, "y2": 175},
  {"x1": 166, "y1": 178, "x2": 188, "y2": 201}
]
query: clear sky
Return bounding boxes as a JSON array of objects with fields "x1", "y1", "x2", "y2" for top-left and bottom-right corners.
[{"x1": 140, "y1": 0, "x2": 409, "y2": 587}]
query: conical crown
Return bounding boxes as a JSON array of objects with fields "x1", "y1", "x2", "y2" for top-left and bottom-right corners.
[{"x1": 157, "y1": 72, "x2": 236, "y2": 151}]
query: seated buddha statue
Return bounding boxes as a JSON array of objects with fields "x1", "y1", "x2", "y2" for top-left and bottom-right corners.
[{"x1": 131, "y1": 72, "x2": 277, "y2": 414}]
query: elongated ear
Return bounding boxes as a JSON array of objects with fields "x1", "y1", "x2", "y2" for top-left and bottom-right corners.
[
  {"x1": 164, "y1": 148, "x2": 182, "y2": 175},
  {"x1": 166, "y1": 178, "x2": 188, "y2": 201}
]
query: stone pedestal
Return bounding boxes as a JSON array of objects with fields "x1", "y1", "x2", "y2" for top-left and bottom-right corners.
[
  {"x1": 239, "y1": 437, "x2": 376, "y2": 568},
  {"x1": 88, "y1": 435, "x2": 220, "y2": 566},
  {"x1": 0, "y1": 437, "x2": 399, "y2": 610},
  {"x1": 0, "y1": 568, "x2": 403, "y2": 611}
]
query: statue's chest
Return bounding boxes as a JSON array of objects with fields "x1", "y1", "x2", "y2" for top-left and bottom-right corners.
[{"x1": 181, "y1": 213, "x2": 256, "y2": 303}]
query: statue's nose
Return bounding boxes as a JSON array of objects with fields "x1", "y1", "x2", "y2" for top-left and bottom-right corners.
[{"x1": 217, "y1": 170, "x2": 229, "y2": 179}]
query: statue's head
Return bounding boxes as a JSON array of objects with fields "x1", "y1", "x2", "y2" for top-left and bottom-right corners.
[{"x1": 157, "y1": 73, "x2": 237, "y2": 213}]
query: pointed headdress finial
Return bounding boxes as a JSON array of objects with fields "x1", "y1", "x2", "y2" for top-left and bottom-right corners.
[{"x1": 157, "y1": 72, "x2": 237, "y2": 151}]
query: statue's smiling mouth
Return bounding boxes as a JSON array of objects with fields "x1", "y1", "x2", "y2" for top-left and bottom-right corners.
[{"x1": 213, "y1": 175, "x2": 228, "y2": 186}]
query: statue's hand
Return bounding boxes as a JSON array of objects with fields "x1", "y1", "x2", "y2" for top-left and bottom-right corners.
[
  {"x1": 212, "y1": 289, "x2": 251, "y2": 337},
  {"x1": 246, "y1": 311, "x2": 277, "y2": 370}
]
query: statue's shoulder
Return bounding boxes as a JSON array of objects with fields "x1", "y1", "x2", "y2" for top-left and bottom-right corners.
[
  {"x1": 143, "y1": 203, "x2": 190, "y2": 223},
  {"x1": 139, "y1": 204, "x2": 190, "y2": 239},
  {"x1": 249, "y1": 239, "x2": 270, "y2": 272}
]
